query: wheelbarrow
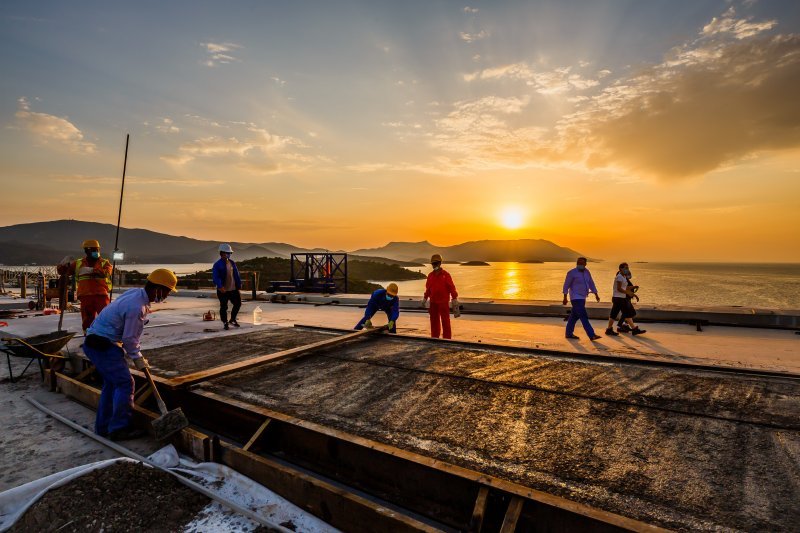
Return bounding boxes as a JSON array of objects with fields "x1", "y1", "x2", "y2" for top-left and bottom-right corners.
[{"x1": 1, "y1": 331, "x2": 74, "y2": 383}]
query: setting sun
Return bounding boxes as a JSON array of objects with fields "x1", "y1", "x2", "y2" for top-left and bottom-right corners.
[{"x1": 500, "y1": 207, "x2": 524, "y2": 230}]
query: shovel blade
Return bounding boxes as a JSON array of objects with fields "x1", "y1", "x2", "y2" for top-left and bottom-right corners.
[{"x1": 151, "y1": 407, "x2": 189, "y2": 440}]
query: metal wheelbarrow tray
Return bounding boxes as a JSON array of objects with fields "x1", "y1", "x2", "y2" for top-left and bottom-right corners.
[{"x1": 1, "y1": 331, "x2": 74, "y2": 383}]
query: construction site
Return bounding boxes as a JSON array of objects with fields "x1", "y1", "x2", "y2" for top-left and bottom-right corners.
[{"x1": 1, "y1": 272, "x2": 799, "y2": 533}]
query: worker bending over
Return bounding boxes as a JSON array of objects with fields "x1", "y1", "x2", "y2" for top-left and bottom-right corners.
[
  {"x1": 422, "y1": 254, "x2": 459, "y2": 339},
  {"x1": 355, "y1": 283, "x2": 399, "y2": 333},
  {"x1": 83, "y1": 269, "x2": 177, "y2": 440},
  {"x1": 212, "y1": 243, "x2": 242, "y2": 330},
  {"x1": 57, "y1": 239, "x2": 113, "y2": 333}
]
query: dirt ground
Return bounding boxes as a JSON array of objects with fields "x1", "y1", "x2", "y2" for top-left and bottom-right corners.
[
  {"x1": 10, "y1": 461, "x2": 209, "y2": 532},
  {"x1": 202, "y1": 334, "x2": 800, "y2": 531}
]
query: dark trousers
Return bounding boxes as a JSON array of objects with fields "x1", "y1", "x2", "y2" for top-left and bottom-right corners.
[
  {"x1": 354, "y1": 302, "x2": 397, "y2": 333},
  {"x1": 83, "y1": 339, "x2": 134, "y2": 436},
  {"x1": 566, "y1": 298, "x2": 596, "y2": 337},
  {"x1": 217, "y1": 289, "x2": 241, "y2": 324}
]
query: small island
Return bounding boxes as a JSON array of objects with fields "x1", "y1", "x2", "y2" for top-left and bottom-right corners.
[
  {"x1": 461, "y1": 261, "x2": 491, "y2": 266},
  {"x1": 520, "y1": 259, "x2": 544, "y2": 263}
]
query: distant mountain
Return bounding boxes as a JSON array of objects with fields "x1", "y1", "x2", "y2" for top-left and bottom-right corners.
[
  {"x1": 355, "y1": 239, "x2": 586, "y2": 263},
  {"x1": 0, "y1": 220, "x2": 588, "y2": 266},
  {"x1": 351, "y1": 241, "x2": 440, "y2": 262},
  {"x1": 0, "y1": 220, "x2": 312, "y2": 264}
]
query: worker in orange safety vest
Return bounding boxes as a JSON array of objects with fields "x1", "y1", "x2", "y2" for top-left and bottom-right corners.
[{"x1": 57, "y1": 239, "x2": 113, "y2": 332}]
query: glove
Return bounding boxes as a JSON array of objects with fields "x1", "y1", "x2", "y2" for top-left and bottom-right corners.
[
  {"x1": 364, "y1": 319, "x2": 373, "y2": 329},
  {"x1": 451, "y1": 299, "x2": 461, "y2": 318},
  {"x1": 387, "y1": 320, "x2": 395, "y2": 331},
  {"x1": 133, "y1": 357, "x2": 149, "y2": 370},
  {"x1": 422, "y1": 298, "x2": 430, "y2": 309}
]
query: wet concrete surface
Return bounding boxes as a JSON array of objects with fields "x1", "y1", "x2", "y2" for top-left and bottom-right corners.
[
  {"x1": 198, "y1": 333, "x2": 800, "y2": 531},
  {"x1": 143, "y1": 327, "x2": 338, "y2": 377}
]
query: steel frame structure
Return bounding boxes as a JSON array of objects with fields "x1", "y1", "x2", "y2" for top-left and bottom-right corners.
[{"x1": 288, "y1": 253, "x2": 348, "y2": 293}]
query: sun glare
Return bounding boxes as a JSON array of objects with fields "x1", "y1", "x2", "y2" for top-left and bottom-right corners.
[{"x1": 500, "y1": 207, "x2": 524, "y2": 230}]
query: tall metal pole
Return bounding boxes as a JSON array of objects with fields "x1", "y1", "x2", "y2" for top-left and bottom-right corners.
[{"x1": 109, "y1": 134, "x2": 129, "y2": 300}]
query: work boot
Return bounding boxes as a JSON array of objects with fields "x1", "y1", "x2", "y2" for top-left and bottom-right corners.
[
  {"x1": 108, "y1": 427, "x2": 146, "y2": 441},
  {"x1": 617, "y1": 324, "x2": 631, "y2": 333},
  {"x1": 605, "y1": 328, "x2": 619, "y2": 336},
  {"x1": 565, "y1": 334, "x2": 580, "y2": 339},
  {"x1": 632, "y1": 327, "x2": 647, "y2": 335},
  {"x1": 223, "y1": 322, "x2": 229, "y2": 330},
  {"x1": 590, "y1": 334, "x2": 602, "y2": 341},
  {"x1": 229, "y1": 319, "x2": 240, "y2": 328}
]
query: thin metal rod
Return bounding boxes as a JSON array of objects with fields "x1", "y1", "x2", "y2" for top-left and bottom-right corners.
[
  {"x1": 109, "y1": 134, "x2": 129, "y2": 300},
  {"x1": 27, "y1": 396, "x2": 292, "y2": 533}
]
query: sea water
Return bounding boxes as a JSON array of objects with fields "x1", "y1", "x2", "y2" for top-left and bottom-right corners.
[{"x1": 390, "y1": 262, "x2": 800, "y2": 310}]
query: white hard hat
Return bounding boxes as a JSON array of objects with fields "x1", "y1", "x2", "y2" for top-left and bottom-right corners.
[{"x1": 219, "y1": 243, "x2": 233, "y2": 253}]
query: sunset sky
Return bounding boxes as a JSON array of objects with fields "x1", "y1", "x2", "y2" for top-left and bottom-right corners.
[{"x1": 1, "y1": 1, "x2": 799, "y2": 262}]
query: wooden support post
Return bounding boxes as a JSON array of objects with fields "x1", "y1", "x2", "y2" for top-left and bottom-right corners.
[
  {"x1": 242, "y1": 418, "x2": 271, "y2": 452},
  {"x1": 499, "y1": 496, "x2": 524, "y2": 533},
  {"x1": 75, "y1": 365, "x2": 96, "y2": 381},
  {"x1": 468, "y1": 486, "x2": 490, "y2": 532},
  {"x1": 251, "y1": 272, "x2": 257, "y2": 301},
  {"x1": 135, "y1": 385, "x2": 154, "y2": 406}
]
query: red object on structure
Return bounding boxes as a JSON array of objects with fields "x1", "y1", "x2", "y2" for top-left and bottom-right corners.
[{"x1": 0, "y1": 321, "x2": 8, "y2": 327}]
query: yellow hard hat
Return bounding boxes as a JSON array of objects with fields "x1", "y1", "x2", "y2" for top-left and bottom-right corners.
[
  {"x1": 147, "y1": 268, "x2": 178, "y2": 293},
  {"x1": 82, "y1": 239, "x2": 100, "y2": 249},
  {"x1": 386, "y1": 283, "x2": 399, "y2": 297},
  {"x1": 430, "y1": 254, "x2": 443, "y2": 263}
]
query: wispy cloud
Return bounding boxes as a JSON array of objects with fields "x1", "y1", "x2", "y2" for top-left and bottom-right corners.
[
  {"x1": 424, "y1": 8, "x2": 799, "y2": 181},
  {"x1": 702, "y1": 6, "x2": 776, "y2": 39},
  {"x1": 464, "y1": 63, "x2": 600, "y2": 94},
  {"x1": 459, "y1": 30, "x2": 489, "y2": 43},
  {"x1": 463, "y1": 7, "x2": 479, "y2": 14},
  {"x1": 52, "y1": 174, "x2": 225, "y2": 187},
  {"x1": 162, "y1": 123, "x2": 311, "y2": 175},
  {"x1": 144, "y1": 117, "x2": 180, "y2": 134},
  {"x1": 200, "y1": 41, "x2": 242, "y2": 67},
  {"x1": 15, "y1": 98, "x2": 96, "y2": 154}
]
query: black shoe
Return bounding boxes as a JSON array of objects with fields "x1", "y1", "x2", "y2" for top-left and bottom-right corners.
[
  {"x1": 632, "y1": 327, "x2": 647, "y2": 335},
  {"x1": 108, "y1": 427, "x2": 147, "y2": 441},
  {"x1": 617, "y1": 325, "x2": 631, "y2": 333},
  {"x1": 229, "y1": 319, "x2": 240, "y2": 328},
  {"x1": 590, "y1": 334, "x2": 602, "y2": 341},
  {"x1": 605, "y1": 328, "x2": 619, "y2": 336},
  {"x1": 565, "y1": 334, "x2": 580, "y2": 339},
  {"x1": 223, "y1": 322, "x2": 229, "y2": 330}
]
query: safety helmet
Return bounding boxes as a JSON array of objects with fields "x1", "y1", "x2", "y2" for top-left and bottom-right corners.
[
  {"x1": 147, "y1": 268, "x2": 178, "y2": 293},
  {"x1": 82, "y1": 239, "x2": 100, "y2": 249},
  {"x1": 386, "y1": 283, "x2": 399, "y2": 297},
  {"x1": 219, "y1": 243, "x2": 234, "y2": 253},
  {"x1": 430, "y1": 254, "x2": 443, "y2": 264}
]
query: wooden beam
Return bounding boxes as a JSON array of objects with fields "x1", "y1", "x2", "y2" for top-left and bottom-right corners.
[
  {"x1": 242, "y1": 418, "x2": 271, "y2": 452},
  {"x1": 500, "y1": 496, "x2": 524, "y2": 533},
  {"x1": 169, "y1": 327, "x2": 385, "y2": 388},
  {"x1": 74, "y1": 365, "x2": 96, "y2": 381},
  {"x1": 468, "y1": 486, "x2": 490, "y2": 532},
  {"x1": 135, "y1": 385, "x2": 154, "y2": 406},
  {"x1": 192, "y1": 390, "x2": 666, "y2": 533}
]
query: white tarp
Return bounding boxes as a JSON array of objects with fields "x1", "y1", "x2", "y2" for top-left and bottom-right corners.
[{"x1": 0, "y1": 446, "x2": 338, "y2": 533}]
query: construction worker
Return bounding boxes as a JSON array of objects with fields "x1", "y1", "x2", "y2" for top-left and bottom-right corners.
[
  {"x1": 83, "y1": 268, "x2": 177, "y2": 440},
  {"x1": 57, "y1": 239, "x2": 113, "y2": 333},
  {"x1": 212, "y1": 243, "x2": 242, "y2": 330},
  {"x1": 354, "y1": 283, "x2": 399, "y2": 333},
  {"x1": 422, "y1": 254, "x2": 459, "y2": 339}
]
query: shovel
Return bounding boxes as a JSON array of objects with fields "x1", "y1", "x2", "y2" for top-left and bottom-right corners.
[{"x1": 141, "y1": 365, "x2": 189, "y2": 440}]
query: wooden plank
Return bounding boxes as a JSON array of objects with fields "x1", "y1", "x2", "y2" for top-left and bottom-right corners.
[
  {"x1": 220, "y1": 442, "x2": 444, "y2": 533},
  {"x1": 468, "y1": 486, "x2": 490, "y2": 532},
  {"x1": 169, "y1": 327, "x2": 385, "y2": 388},
  {"x1": 74, "y1": 364, "x2": 96, "y2": 381},
  {"x1": 193, "y1": 390, "x2": 665, "y2": 533},
  {"x1": 135, "y1": 385, "x2": 154, "y2": 406},
  {"x1": 500, "y1": 496, "x2": 524, "y2": 533},
  {"x1": 242, "y1": 418, "x2": 271, "y2": 451}
]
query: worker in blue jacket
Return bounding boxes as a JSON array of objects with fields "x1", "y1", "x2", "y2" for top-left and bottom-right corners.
[
  {"x1": 354, "y1": 283, "x2": 399, "y2": 333},
  {"x1": 212, "y1": 243, "x2": 242, "y2": 330}
]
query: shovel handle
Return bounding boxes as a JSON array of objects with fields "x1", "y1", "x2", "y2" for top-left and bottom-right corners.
[{"x1": 142, "y1": 366, "x2": 169, "y2": 415}]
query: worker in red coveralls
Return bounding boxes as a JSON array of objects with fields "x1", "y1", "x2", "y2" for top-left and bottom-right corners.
[
  {"x1": 422, "y1": 254, "x2": 460, "y2": 339},
  {"x1": 57, "y1": 239, "x2": 113, "y2": 333}
]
